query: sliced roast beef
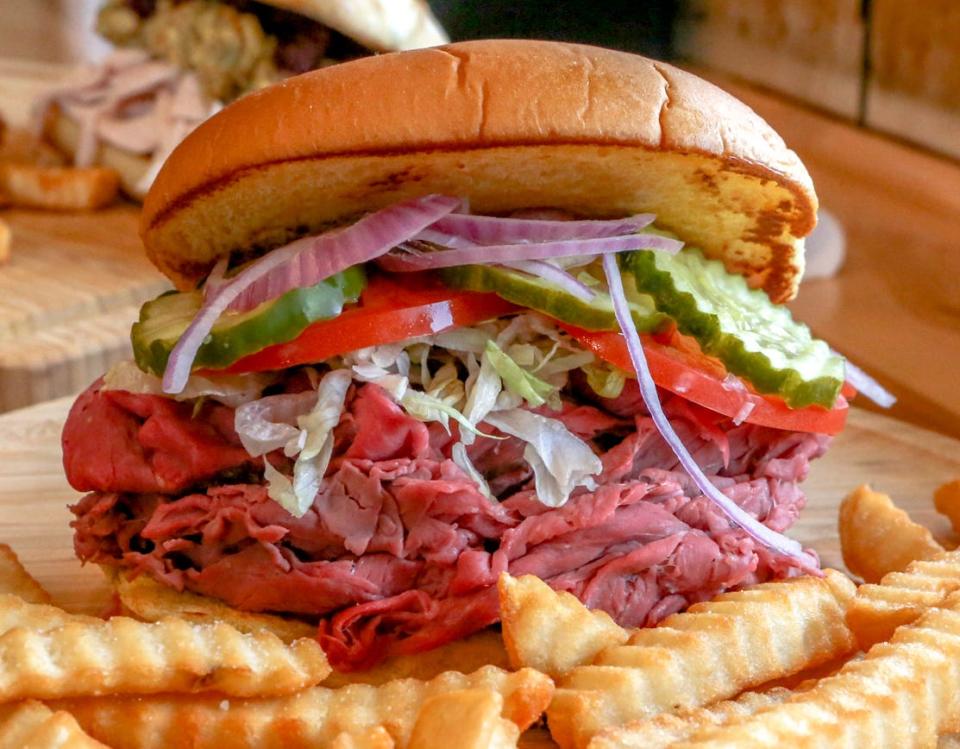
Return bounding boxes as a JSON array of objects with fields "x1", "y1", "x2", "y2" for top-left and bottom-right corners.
[{"x1": 69, "y1": 377, "x2": 829, "y2": 670}]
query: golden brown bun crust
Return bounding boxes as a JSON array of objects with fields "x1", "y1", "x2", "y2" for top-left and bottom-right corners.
[
  {"x1": 142, "y1": 40, "x2": 817, "y2": 302},
  {"x1": 263, "y1": 0, "x2": 448, "y2": 52},
  {"x1": 44, "y1": 105, "x2": 151, "y2": 201}
]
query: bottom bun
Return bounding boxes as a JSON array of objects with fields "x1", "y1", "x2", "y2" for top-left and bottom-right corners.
[
  {"x1": 107, "y1": 566, "x2": 316, "y2": 643},
  {"x1": 107, "y1": 566, "x2": 511, "y2": 683},
  {"x1": 43, "y1": 107, "x2": 151, "y2": 201}
]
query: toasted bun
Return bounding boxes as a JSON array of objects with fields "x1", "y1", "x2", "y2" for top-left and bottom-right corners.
[
  {"x1": 263, "y1": 0, "x2": 447, "y2": 52},
  {"x1": 44, "y1": 105, "x2": 152, "y2": 200},
  {"x1": 142, "y1": 40, "x2": 817, "y2": 302}
]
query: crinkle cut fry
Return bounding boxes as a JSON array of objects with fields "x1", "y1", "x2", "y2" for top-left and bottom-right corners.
[
  {"x1": 548, "y1": 571, "x2": 857, "y2": 749},
  {"x1": 0, "y1": 545, "x2": 53, "y2": 604},
  {"x1": 847, "y1": 549, "x2": 960, "y2": 649},
  {"x1": 56, "y1": 665, "x2": 554, "y2": 749},
  {"x1": 408, "y1": 689, "x2": 520, "y2": 749},
  {"x1": 0, "y1": 593, "x2": 100, "y2": 634},
  {"x1": 666, "y1": 592, "x2": 960, "y2": 748},
  {"x1": 0, "y1": 700, "x2": 108, "y2": 748},
  {"x1": 587, "y1": 688, "x2": 794, "y2": 749},
  {"x1": 0, "y1": 611, "x2": 330, "y2": 701},
  {"x1": 498, "y1": 573, "x2": 628, "y2": 679}
]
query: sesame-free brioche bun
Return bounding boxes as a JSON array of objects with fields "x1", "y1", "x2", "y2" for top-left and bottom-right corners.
[{"x1": 142, "y1": 40, "x2": 818, "y2": 303}]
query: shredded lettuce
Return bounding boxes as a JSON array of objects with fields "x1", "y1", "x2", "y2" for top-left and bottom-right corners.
[
  {"x1": 584, "y1": 360, "x2": 627, "y2": 399},
  {"x1": 484, "y1": 340, "x2": 553, "y2": 407},
  {"x1": 484, "y1": 408, "x2": 601, "y2": 507},
  {"x1": 104, "y1": 360, "x2": 273, "y2": 407},
  {"x1": 231, "y1": 312, "x2": 614, "y2": 513}
]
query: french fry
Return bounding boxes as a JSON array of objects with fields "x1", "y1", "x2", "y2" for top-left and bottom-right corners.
[
  {"x1": 847, "y1": 548, "x2": 960, "y2": 649},
  {"x1": 0, "y1": 218, "x2": 9, "y2": 264},
  {"x1": 331, "y1": 727, "x2": 395, "y2": 749},
  {"x1": 0, "y1": 700, "x2": 108, "y2": 748},
  {"x1": 0, "y1": 544, "x2": 52, "y2": 604},
  {"x1": 498, "y1": 574, "x2": 628, "y2": 678},
  {"x1": 0, "y1": 610, "x2": 330, "y2": 700},
  {"x1": 839, "y1": 484, "x2": 943, "y2": 583},
  {"x1": 113, "y1": 571, "x2": 315, "y2": 643},
  {"x1": 0, "y1": 126, "x2": 67, "y2": 167},
  {"x1": 408, "y1": 689, "x2": 520, "y2": 749},
  {"x1": 588, "y1": 687, "x2": 794, "y2": 749},
  {"x1": 0, "y1": 594, "x2": 99, "y2": 634},
  {"x1": 663, "y1": 592, "x2": 960, "y2": 748},
  {"x1": 57, "y1": 665, "x2": 554, "y2": 749},
  {"x1": 0, "y1": 163, "x2": 119, "y2": 211},
  {"x1": 934, "y1": 480, "x2": 960, "y2": 535},
  {"x1": 325, "y1": 629, "x2": 510, "y2": 688},
  {"x1": 547, "y1": 571, "x2": 857, "y2": 749}
]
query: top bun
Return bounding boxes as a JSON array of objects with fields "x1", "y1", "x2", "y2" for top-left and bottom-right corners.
[
  {"x1": 263, "y1": 0, "x2": 448, "y2": 53},
  {"x1": 142, "y1": 40, "x2": 817, "y2": 303}
]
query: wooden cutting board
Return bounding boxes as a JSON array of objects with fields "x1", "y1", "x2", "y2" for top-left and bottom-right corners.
[
  {"x1": 0, "y1": 398, "x2": 957, "y2": 616},
  {"x1": 0, "y1": 207, "x2": 169, "y2": 411}
]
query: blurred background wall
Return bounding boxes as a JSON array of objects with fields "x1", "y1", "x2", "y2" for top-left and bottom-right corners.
[{"x1": 1, "y1": 0, "x2": 958, "y2": 159}]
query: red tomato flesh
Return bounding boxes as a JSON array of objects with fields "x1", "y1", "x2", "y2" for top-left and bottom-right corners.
[
  {"x1": 224, "y1": 273, "x2": 518, "y2": 373},
  {"x1": 225, "y1": 275, "x2": 847, "y2": 435},
  {"x1": 561, "y1": 324, "x2": 848, "y2": 435}
]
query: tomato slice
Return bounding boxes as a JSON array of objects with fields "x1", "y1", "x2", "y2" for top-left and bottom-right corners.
[
  {"x1": 224, "y1": 273, "x2": 518, "y2": 373},
  {"x1": 226, "y1": 273, "x2": 846, "y2": 434},
  {"x1": 562, "y1": 324, "x2": 849, "y2": 435}
]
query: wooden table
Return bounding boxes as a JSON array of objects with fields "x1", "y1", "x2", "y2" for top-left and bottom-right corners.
[{"x1": 701, "y1": 72, "x2": 960, "y2": 441}]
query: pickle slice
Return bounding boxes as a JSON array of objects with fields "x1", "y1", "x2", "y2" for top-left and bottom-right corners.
[
  {"x1": 441, "y1": 263, "x2": 665, "y2": 333},
  {"x1": 626, "y1": 249, "x2": 844, "y2": 408},
  {"x1": 132, "y1": 266, "x2": 366, "y2": 375}
]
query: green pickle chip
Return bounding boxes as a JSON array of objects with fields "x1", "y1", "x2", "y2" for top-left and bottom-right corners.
[
  {"x1": 132, "y1": 265, "x2": 366, "y2": 375},
  {"x1": 626, "y1": 248, "x2": 844, "y2": 408}
]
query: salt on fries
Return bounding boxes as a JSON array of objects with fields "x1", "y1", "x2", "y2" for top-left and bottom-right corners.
[
  {"x1": 0, "y1": 602, "x2": 330, "y2": 701},
  {"x1": 409, "y1": 689, "x2": 521, "y2": 749},
  {"x1": 331, "y1": 727, "x2": 395, "y2": 749},
  {"x1": 0, "y1": 543, "x2": 53, "y2": 604},
  {"x1": 499, "y1": 574, "x2": 628, "y2": 678},
  {"x1": 547, "y1": 571, "x2": 857, "y2": 749},
  {"x1": 57, "y1": 665, "x2": 553, "y2": 749},
  {"x1": 588, "y1": 687, "x2": 794, "y2": 749},
  {"x1": 0, "y1": 700, "x2": 108, "y2": 749},
  {"x1": 839, "y1": 484, "x2": 944, "y2": 583},
  {"x1": 847, "y1": 548, "x2": 960, "y2": 649},
  {"x1": 935, "y1": 480, "x2": 960, "y2": 535},
  {"x1": 645, "y1": 593, "x2": 960, "y2": 747},
  {"x1": 0, "y1": 163, "x2": 119, "y2": 211}
]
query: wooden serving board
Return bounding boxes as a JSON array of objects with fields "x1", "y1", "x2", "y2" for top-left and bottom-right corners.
[
  {"x1": 0, "y1": 207, "x2": 169, "y2": 412},
  {"x1": 0, "y1": 398, "x2": 957, "y2": 616}
]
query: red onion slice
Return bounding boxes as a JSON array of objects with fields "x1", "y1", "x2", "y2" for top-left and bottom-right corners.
[
  {"x1": 840, "y1": 355, "x2": 896, "y2": 408},
  {"x1": 600, "y1": 253, "x2": 820, "y2": 574},
  {"x1": 379, "y1": 232, "x2": 683, "y2": 272},
  {"x1": 430, "y1": 212, "x2": 655, "y2": 243},
  {"x1": 500, "y1": 260, "x2": 596, "y2": 302},
  {"x1": 162, "y1": 195, "x2": 460, "y2": 394},
  {"x1": 229, "y1": 195, "x2": 461, "y2": 313}
]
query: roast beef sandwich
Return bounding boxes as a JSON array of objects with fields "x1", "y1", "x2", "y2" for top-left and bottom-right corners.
[
  {"x1": 34, "y1": 0, "x2": 447, "y2": 199},
  {"x1": 65, "y1": 40, "x2": 866, "y2": 671}
]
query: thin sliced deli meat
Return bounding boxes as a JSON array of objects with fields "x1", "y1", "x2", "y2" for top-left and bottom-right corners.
[{"x1": 68, "y1": 377, "x2": 828, "y2": 670}]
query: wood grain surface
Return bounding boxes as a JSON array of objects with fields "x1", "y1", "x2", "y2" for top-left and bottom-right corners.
[
  {"x1": 0, "y1": 398, "x2": 957, "y2": 616},
  {"x1": 0, "y1": 207, "x2": 168, "y2": 411}
]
